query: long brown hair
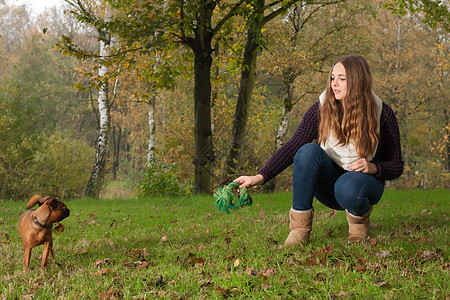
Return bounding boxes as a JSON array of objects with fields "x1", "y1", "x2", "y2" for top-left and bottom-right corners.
[{"x1": 318, "y1": 55, "x2": 380, "y2": 158}]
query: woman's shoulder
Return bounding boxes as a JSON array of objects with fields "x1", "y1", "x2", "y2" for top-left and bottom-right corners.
[
  {"x1": 381, "y1": 102, "x2": 396, "y2": 117},
  {"x1": 380, "y1": 102, "x2": 399, "y2": 128}
]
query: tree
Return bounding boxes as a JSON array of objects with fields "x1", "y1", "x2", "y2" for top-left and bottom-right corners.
[
  {"x1": 371, "y1": 0, "x2": 448, "y2": 187},
  {"x1": 384, "y1": 0, "x2": 449, "y2": 31},
  {"x1": 224, "y1": 0, "x2": 308, "y2": 182},
  {"x1": 66, "y1": 0, "x2": 252, "y2": 194},
  {"x1": 80, "y1": 3, "x2": 113, "y2": 198}
]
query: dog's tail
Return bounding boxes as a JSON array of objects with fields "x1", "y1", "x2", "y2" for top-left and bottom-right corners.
[{"x1": 26, "y1": 195, "x2": 49, "y2": 209}]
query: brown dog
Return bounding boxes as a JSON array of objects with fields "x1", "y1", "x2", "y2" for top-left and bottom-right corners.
[{"x1": 18, "y1": 195, "x2": 70, "y2": 270}]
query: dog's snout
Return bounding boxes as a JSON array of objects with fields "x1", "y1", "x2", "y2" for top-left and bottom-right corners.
[{"x1": 63, "y1": 208, "x2": 70, "y2": 218}]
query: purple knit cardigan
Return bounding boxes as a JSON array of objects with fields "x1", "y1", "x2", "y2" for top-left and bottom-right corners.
[{"x1": 258, "y1": 101, "x2": 404, "y2": 183}]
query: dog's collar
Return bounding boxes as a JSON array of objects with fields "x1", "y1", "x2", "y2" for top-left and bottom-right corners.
[{"x1": 34, "y1": 216, "x2": 52, "y2": 228}]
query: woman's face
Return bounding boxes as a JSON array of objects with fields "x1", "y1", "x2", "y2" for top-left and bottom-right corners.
[{"x1": 330, "y1": 62, "x2": 347, "y2": 100}]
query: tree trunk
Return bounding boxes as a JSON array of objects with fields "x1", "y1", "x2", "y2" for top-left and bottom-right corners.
[
  {"x1": 444, "y1": 107, "x2": 449, "y2": 171},
  {"x1": 224, "y1": 0, "x2": 264, "y2": 181},
  {"x1": 188, "y1": 2, "x2": 216, "y2": 194},
  {"x1": 276, "y1": 86, "x2": 294, "y2": 150},
  {"x1": 85, "y1": 8, "x2": 111, "y2": 198},
  {"x1": 192, "y1": 42, "x2": 215, "y2": 194},
  {"x1": 111, "y1": 125, "x2": 121, "y2": 180},
  {"x1": 147, "y1": 93, "x2": 156, "y2": 164},
  {"x1": 147, "y1": 53, "x2": 160, "y2": 165}
]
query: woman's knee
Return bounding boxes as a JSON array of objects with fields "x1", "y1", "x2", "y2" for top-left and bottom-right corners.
[
  {"x1": 294, "y1": 143, "x2": 323, "y2": 164},
  {"x1": 334, "y1": 173, "x2": 367, "y2": 214}
]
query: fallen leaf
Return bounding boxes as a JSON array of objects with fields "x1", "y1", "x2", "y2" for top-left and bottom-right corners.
[
  {"x1": 233, "y1": 258, "x2": 240, "y2": 267},
  {"x1": 266, "y1": 238, "x2": 278, "y2": 245},
  {"x1": 136, "y1": 261, "x2": 149, "y2": 270},
  {"x1": 197, "y1": 279, "x2": 212, "y2": 287},
  {"x1": 259, "y1": 267, "x2": 276, "y2": 278},
  {"x1": 420, "y1": 209, "x2": 432, "y2": 215},
  {"x1": 195, "y1": 244, "x2": 206, "y2": 251},
  {"x1": 246, "y1": 269, "x2": 258, "y2": 276},
  {"x1": 159, "y1": 236, "x2": 168, "y2": 243},
  {"x1": 215, "y1": 286, "x2": 230, "y2": 297},
  {"x1": 328, "y1": 210, "x2": 337, "y2": 218},
  {"x1": 54, "y1": 223, "x2": 65, "y2": 232},
  {"x1": 98, "y1": 290, "x2": 121, "y2": 299},
  {"x1": 417, "y1": 249, "x2": 441, "y2": 260},
  {"x1": 93, "y1": 268, "x2": 110, "y2": 276},
  {"x1": 376, "y1": 251, "x2": 392, "y2": 258},
  {"x1": 95, "y1": 258, "x2": 110, "y2": 267},
  {"x1": 355, "y1": 266, "x2": 366, "y2": 273},
  {"x1": 262, "y1": 282, "x2": 273, "y2": 289},
  {"x1": 373, "y1": 280, "x2": 390, "y2": 287}
]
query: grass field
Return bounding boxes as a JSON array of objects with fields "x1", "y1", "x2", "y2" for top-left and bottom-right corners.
[{"x1": 0, "y1": 190, "x2": 448, "y2": 299}]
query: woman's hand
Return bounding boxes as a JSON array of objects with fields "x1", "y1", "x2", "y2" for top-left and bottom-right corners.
[
  {"x1": 349, "y1": 158, "x2": 377, "y2": 174},
  {"x1": 234, "y1": 174, "x2": 265, "y2": 189}
]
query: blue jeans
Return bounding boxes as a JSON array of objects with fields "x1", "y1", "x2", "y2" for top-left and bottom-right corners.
[{"x1": 292, "y1": 143, "x2": 385, "y2": 216}]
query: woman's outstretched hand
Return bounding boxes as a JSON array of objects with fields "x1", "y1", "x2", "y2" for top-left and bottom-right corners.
[{"x1": 234, "y1": 174, "x2": 265, "y2": 189}]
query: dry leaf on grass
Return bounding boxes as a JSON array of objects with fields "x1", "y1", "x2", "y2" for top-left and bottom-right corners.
[
  {"x1": 98, "y1": 290, "x2": 122, "y2": 299},
  {"x1": 373, "y1": 279, "x2": 390, "y2": 287},
  {"x1": 233, "y1": 258, "x2": 240, "y2": 267},
  {"x1": 376, "y1": 250, "x2": 392, "y2": 258},
  {"x1": 95, "y1": 258, "x2": 110, "y2": 267},
  {"x1": 54, "y1": 223, "x2": 65, "y2": 232},
  {"x1": 93, "y1": 268, "x2": 110, "y2": 276},
  {"x1": 259, "y1": 267, "x2": 276, "y2": 278}
]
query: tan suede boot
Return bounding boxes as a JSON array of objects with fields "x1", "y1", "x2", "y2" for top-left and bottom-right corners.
[
  {"x1": 284, "y1": 208, "x2": 314, "y2": 247},
  {"x1": 345, "y1": 206, "x2": 373, "y2": 242}
]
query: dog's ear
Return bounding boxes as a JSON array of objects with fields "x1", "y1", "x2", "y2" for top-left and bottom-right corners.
[
  {"x1": 40, "y1": 196, "x2": 51, "y2": 205},
  {"x1": 26, "y1": 195, "x2": 43, "y2": 209},
  {"x1": 46, "y1": 198, "x2": 59, "y2": 209}
]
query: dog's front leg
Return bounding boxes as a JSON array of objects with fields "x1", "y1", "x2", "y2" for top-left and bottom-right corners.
[
  {"x1": 48, "y1": 239, "x2": 54, "y2": 259},
  {"x1": 23, "y1": 243, "x2": 31, "y2": 271},
  {"x1": 41, "y1": 241, "x2": 51, "y2": 269}
]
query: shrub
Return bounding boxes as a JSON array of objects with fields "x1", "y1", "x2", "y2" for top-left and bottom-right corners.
[
  {"x1": 0, "y1": 130, "x2": 93, "y2": 200},
  {"x1": 136, "y1": 160, "x2": 191, "y2": 197}
]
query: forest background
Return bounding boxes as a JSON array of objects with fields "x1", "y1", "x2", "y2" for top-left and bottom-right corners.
[{"x1": 0, "y1": 0, "x2": 448, "y2": 200}]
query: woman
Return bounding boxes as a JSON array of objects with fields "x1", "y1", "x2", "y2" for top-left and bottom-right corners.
[{"x1": 234, "y1": 55, "x2": 404, "y2": 246}]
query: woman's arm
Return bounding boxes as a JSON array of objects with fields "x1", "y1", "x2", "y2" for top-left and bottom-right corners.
[
  {"x1": 371, "y1": 104, "x2": 404, "y2": 181},
  {"x1": 257, "y1": 101, "x2": 320, "y2": 183}
]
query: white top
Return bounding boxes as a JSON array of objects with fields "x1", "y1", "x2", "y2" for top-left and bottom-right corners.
[{"x1": 319, "y1": 91, "x2": 383, "y2": 171}]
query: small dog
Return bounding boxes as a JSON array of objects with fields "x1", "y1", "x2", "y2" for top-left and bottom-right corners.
[{"x1": 18, "y1": 195, "x2": 70, "y2": 270}]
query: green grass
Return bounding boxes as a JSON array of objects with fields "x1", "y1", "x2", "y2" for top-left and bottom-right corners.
[{"x1": 0, "y1": 190, "x2": 448, "y2": 299}]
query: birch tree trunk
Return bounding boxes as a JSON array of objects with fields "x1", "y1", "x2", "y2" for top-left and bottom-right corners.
[
  {"x1": 276, "y1": 85, "x2": 294, "y2": 150},
  {"x1": 147, "y1": 93, "x2": 156, "y2": 164},
  {"x1": 147, "y1": 53, "x2": 160, "y2": 165},
  {"x1": 84, "y1": 8, "x2": 112, "y2": 198}
]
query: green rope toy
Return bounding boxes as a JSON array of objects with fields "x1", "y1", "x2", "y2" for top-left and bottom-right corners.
[{"x1": 214, "y1": 181, "x2": 253, "y2": 214}]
